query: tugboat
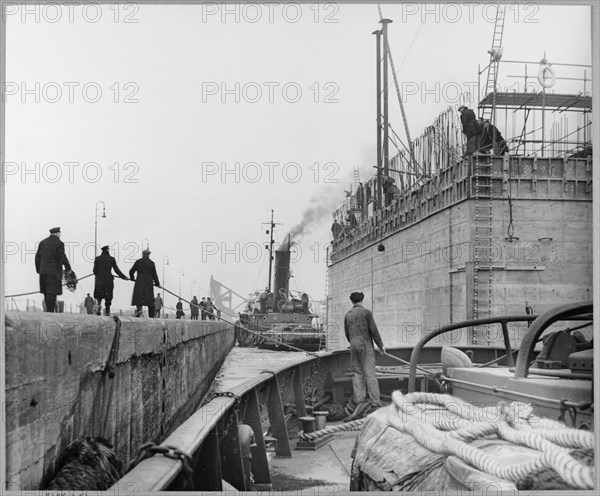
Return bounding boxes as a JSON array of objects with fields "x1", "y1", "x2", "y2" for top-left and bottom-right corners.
[{"x1": 236, "y1": 230, "x2": 326, "y2": 352}]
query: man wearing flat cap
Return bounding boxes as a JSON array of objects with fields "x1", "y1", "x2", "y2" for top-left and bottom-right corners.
[
  {"x1": 35, "y1": 227, "x2": 72, "y2": 313},
  {"x1": 93, "y1": 245, "x2": 128, "y2": 316},
  {"x1": 129, "y1": 248, "x2": 160, "y2": 317},
  {"x1": 344, "y1": 291, "x2": 386, "y2": 407}
]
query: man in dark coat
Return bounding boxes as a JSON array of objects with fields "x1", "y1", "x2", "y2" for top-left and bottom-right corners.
[
  {"x1": 190, "y1": 296, "x2": 200, "y2": 319},
  {"x1": 205, "y1": 297, "x2": 215, "y2": 320},
  {"x1": 458, "y1": 105, "x2": 481, "y2": 156},
  {"x1": 176, "y1": 299, "x2": 185, "y2": 319},
  {"x1": 93, "y1": 245, "x2": 128, "y2": 316},
  {"x1": 479, "y1": 120, "x2": 509, "y2": 155},
  {"x1": 84, "y1": 293, "x2": 95, "y2": 314},
  {"x1": 35, "y1": 227, "x2": 72, "y2": 313},
  {"x1": 200, "y1": 297, "x2": 207, "y2": 320},
  {"x1": 154, "y1": 294, "x2": 163, "y2": 318},
  {"x1": 344, "y1": 291, "x2": 386, "y2": 406},
  {"x1": 129, "y1": 249, "x2": 160, "y2": 317}
]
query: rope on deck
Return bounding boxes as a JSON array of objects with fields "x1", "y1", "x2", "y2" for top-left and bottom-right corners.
[
  {"x1": 299, "y1": 419, "x2": 365, "y2": 441},
  {"x1": 388, "y1": 391, "x2": 595, "y2": 490}
]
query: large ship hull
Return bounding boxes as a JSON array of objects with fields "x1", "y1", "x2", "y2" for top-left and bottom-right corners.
[{"x1": 327, "y1": 155, "x2": 593, "y2": 351}]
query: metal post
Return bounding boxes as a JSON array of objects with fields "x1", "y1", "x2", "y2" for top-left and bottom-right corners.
[
  {"x1": 162, "y1": 255, "x2": 169, "y2": 307},
  {"x1": 477, "y1": 63, "x2": 481, "y2": 103},
  {"x1": 541, "y1": 86, "x2": 546, "y2": 157},
  {"x1": 373, "y1": 28, "x2": 382, "y2": 210},
  {"x1": 267, "y1": 209, "x2": 274, "y2": 293},
  {"x1": 94, "y1": 201, "x2": 106, "y2": 257},
  {"x1": 541, "y1": 54, "x2": 546, "y2": 157},
  {"x1": 381, "y1": 18, "x2": 392, "y2": 186}
]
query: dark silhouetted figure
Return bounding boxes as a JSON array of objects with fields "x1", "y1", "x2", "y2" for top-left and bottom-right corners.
[
  {"x1": 200, "y1": 297, "x2": 207, "y2": 320},
  {"x1": 458, "y1": 105, "x2": 481, "y2": 156},
  {"x1": 190, "y1": 296, "x2": 200, "y2": 319},
  {"x1": 154, "y1": 294, "x2": 163, "y2": 318},
  {"x1": 176, "y1": 299, "x2": 184, "y2": 319},
  {"x1": 35, "y1": 227, "x2": 71, "y2": 313},
  {"x1": 129, "y1": 249, "x2": 160, "y2": 317},
  {"x1": 206, "y1": 297, "x2": 215, "y2": 321},
  {"x1": 479, "y1": 120, "x2": 509, "y2": 155},
  {"x1": 84, "y1": 293, "x2": 95, "y2": 315},
  {"x1": 93, "y1": 245, "x2": 128, "y2": 316}
]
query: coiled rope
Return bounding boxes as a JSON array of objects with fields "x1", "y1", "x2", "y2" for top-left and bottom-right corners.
[
  {"x1": 388, "y1": 391, "x2": 595, "y2": 489},
  {"x1": 299, "y1": 419, "x2": 365, "y2": 441}
]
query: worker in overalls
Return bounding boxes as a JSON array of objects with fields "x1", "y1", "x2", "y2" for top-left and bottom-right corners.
[{"x1": 344, "y1": 292, "x2": 386, "y2": 407}]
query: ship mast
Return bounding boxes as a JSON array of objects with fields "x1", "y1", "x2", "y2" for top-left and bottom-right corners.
[{"x1": 263, "y1": 209, "x2": 277, "y2": 293}]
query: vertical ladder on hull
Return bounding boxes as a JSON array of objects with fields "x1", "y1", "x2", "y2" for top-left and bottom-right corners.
[
  {"x1": 480, "y1": 6, "x2": 506, "y2": 123},
  {"x1": 472, "y1": 154, "x2": 494, "y2": 344},
  {"x1": 323, "y1": 267, "x2": 329, "y2": 350}
]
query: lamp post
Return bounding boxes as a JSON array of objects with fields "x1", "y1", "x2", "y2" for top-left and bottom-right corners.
[
  {"x1": 142, "y1": 238, "x2": 150, "y2": 252},
  {"x1": 162, "y1": 255, "x2": 169, "y2": 305},
  {"x1": 190, "y1": 278, "x2": 197, "y2": 298},
  {"x1": 94, "y1": 201, "x2": 106, "y2": 256},
  {"x1": 179, "y1": 269, "x2": 185, "y2": 296}
]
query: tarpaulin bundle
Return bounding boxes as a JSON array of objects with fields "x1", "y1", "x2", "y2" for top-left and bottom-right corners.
[{"x1": 351, "y1": 392, "x2": 594, "y2": 491}]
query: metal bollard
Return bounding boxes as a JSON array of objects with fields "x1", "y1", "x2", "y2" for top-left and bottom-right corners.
[{"x1": 298, "y1": 416, "x2": 316, "y2": 433}]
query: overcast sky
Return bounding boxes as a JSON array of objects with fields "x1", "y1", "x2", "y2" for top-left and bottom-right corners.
[{"x1": 3, "y1": 3, "x2": 592, "y2": 314}]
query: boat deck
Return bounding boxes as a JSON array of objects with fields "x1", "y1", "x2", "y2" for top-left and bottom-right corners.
[
  {"x1": 210, "y1": 347, "x2": 358, "y2": 491},
  {"x1": 209, "y1": 346, "x2": 321, "y2": 393},
  {"x1": 266, "y1": 424, "x2": 356, "y2": 492}
]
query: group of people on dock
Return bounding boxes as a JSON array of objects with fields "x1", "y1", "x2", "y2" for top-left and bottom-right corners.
[
  {"x1": 175, "y1": 296, "x2": 219, "y2": 320},
  {"x1": 36, "y1": 227, "x2": 218, "y2": 319}
]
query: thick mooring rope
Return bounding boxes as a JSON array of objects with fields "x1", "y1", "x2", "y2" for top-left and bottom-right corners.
[
  {"x1": 299, "y1": 419, "x2": 365, "y2": 441},
  {"x1": 388, "y1": 391, "x2": 595, "y2": 489}
]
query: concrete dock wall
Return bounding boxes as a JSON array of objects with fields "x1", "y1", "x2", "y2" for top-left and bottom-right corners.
[{"x1": 4, "y1": 312, "x2": 235, "y2": 490}]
